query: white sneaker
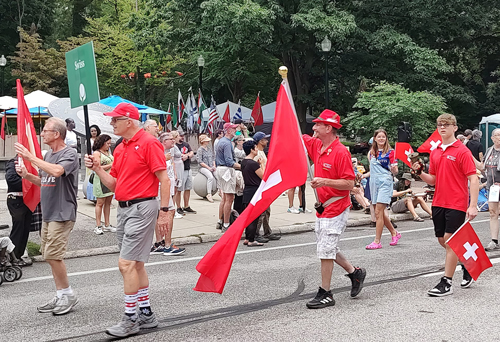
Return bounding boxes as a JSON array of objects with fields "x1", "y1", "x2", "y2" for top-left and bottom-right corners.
[
  {"x1": 485, "y1": 240, "x2": 500, "y2": 251},
  {"x1": 174, "y1": 212, "x2": 183, "y2": 219},
  {"x1": 287, "y1": 206, "x2": 300, "y2": 214},
  {"x1": 299, "y1": 207, "x2": 313, "y2": 213},
  {"x1": 103, "y1": 225, "x2": 117, "y2": 233},
  {"x1": 94, "y1": 226, "x2": 103, "y2": 235}
]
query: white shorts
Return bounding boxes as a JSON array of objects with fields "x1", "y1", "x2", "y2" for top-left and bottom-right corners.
[{"x1": 315, "y1": 208, "x2": 349, "y2": 259}]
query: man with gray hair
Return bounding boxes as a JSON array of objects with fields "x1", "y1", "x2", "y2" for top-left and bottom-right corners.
[
  {"x1": 466, "y1": 129, "x2": 484, "y2": 162},
  {"x1": 143, "y1": 119, "x2": 159, "y2": 138},
  {"x1": 15, "y1": 117, "x2": 79, "y2": 315},
  {"x1": 463, "y1": 129, "x2": 473, "y2": 146}
]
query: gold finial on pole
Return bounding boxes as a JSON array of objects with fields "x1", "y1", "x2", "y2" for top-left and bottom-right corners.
[{"x1": 279, "y1": 66, "x2": 288, "y2": 79}]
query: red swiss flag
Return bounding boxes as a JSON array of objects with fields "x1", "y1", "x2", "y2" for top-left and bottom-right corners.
[
  {"x1": 222, "y1": 102, "x2": 230, "y2": 123},
  {"x1": 194, "y1": 79, "x2": 308, "y2": 293},
  {"x1": 395, "y1": 142, "x2": 414, "y2": 167},
  {"x1": 417, "y1": 129, "x2": 442, "y2": 154},
  {"x1": 446, "y1": 221, "x2": 492, "y2": 281},
  {"x1": 250, "y1": 93, "x2": 264, "y2": 126}
]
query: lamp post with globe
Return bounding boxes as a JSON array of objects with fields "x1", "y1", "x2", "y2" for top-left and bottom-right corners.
[{"x1": 320, "y1": 37, "x2": 331, "y2": 109}]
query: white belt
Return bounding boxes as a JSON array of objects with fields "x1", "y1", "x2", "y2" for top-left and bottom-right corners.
[{"x1": 7, "y1": 192, "x2": 23, "y2": 196}]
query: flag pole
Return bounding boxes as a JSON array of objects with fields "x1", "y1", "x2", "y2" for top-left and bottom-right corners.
[
  {"x1": 83, "y1": 104, "x2": 91, "y2": 155},
  {"x1": 278, "y1": 66, "x2": 318, "y2": 203}
]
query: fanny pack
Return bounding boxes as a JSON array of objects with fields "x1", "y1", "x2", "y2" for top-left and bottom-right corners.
[{"x1": 314, "y1": 196, "x2": 346, "y2": 214}]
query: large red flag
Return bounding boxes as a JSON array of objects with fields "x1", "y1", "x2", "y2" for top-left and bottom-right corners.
[
  {"x1": 395, "y1": 142, "x2": 414, "y2": 167},
  {"x1": 417, "y1": 129, "x2": 442, "y2": 154},
  {"x1": 250, "y1": 93, "x2": 264, "y2": 126},
  {"x1": 1, "y1": 114, "x2": 6, "y2": 140},
  {"x1": 16, "y1": 79, "x2": 42, "y2": 212},
  {"x1": 222, "y1": 102, "x2": 230, "y2": 123},
  {"x1": 194, "y1": 80, "x2": 308, "y2": 293},
  {"x1": 446, "y1": 221, "x2": 492, "y2": 281}
]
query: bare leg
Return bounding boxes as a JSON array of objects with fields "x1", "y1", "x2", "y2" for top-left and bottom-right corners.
[
  {"x1": 95, "y1": 198, "x2": 104, "y2": 227},
  {"x1": 382, "y1": 208, "x2": 397, "y2": 236},
  {"x1": 136, "y1": 262, "x2": 149, "y2": 289},
  {"x1": 174, "y1": 190, "x2": 181, "y2": 209},
  {"x1": 417, "y1": 197, "x2": 433, "y2": 216},
  {"x1": 46, "y1": 259, "x2": 69, "y2": 290},
  {"x1": 489, "y1": 202, "x2": 500, "y2": 240},
  {"x1": 298, "y1": 186, "x2": 304, "y2": 208},
  {"x1": 103, "y1": 196, "x2": 112, "y2": 226},
  {"x1": 183, "y1": 190, "x2": 190, "y2": 208},
  {"x1": 320, "y1": 259, "x2": 334, "y2": 291},
  {"x1": 163, "y1": 210, "x2": 175, "y2": 245},
  {"x1": 334, "y1": 252, "x2": 355, "y2": 274},
  {"x1": 443, "y1": 232, "x2": 459, "y2": 278},
  {"x1": 119, "y1": 258, "x2": 139, "y2": 294},
  {"x1": 288, "y1": 188, "x2": 295, "y2": 207},
  {"x1": 374, "y1": 203, "x2": 395, "y2": 243},
  {"x1": 219, "y1": 191, "x2": 225, "y2": 220},
  {"x1": 407, "y1": 198, "x2": 419, "y2": 218},
  {"x1": 223, "y1": 193, "x2": 234, "y2": 224}
]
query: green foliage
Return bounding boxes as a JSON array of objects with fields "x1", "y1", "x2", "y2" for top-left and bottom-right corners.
[
  {"x1": 27, "y1": 241, "x2": 41, "y2": 257},
  {"x1": 344, "y1": 81, "x2": 447, "y2": 145}
]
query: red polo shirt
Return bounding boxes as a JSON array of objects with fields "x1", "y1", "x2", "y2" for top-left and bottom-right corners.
[
  {"x1": 110, "y1": 129, "x2": 166, "y2": 201},
  {"x1": 429, "y1": 139, "x2": 476, "y2": 212},
  {"x1": 303, "y1": 135, "x2": 355, "y2": 218}
]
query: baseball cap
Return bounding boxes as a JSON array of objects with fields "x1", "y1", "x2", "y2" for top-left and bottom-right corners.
[
  {"x1": 234, "y1": 119, "x2": 243, "y2": 124},
  {"x1": 312, "y1": 109, "x2": 342, "y2": 129},
  {"x1": 253, "y1": 131, "x2": 270, "y2": 142},
  {"x1": 223, "y1": 123, "x2": 238, "y2": 130},
  {"x1": 104, "y1": 103, "x2": 140, "y2": 120}
]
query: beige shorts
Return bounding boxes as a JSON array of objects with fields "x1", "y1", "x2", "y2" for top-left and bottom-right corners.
[
  {"x1": 215, "y1": 166, "x2": 236, "y2": 194},
  {"x1": 391, "y1": 198, "x2": 408, "y2": 213},
  {"x1": 41, "y1": 221, "x2": 75, "y2": 260}
]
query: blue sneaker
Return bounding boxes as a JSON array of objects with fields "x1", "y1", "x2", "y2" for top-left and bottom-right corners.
[
  {"x1": 150, "y1": 245, "x2": 167, "y2": 255},
  {"x1": 163, "y1": 244, "x2": 186, "y2": 256}
]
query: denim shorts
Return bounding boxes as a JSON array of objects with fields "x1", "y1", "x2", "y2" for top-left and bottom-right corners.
[{"x1": 370, "y1": 176, "x2": 393, "y2": 204}]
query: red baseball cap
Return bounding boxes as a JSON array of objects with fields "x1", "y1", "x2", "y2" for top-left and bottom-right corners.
[
  {"x1": 223, "y1": 123, "x2": 238, "y2": 130},
  {"x1": 104, "y1": 103, "x2": 140, "y2": 120},
  {"x1": 312, "y1": 109, "x2": 342, "y2": 129}
]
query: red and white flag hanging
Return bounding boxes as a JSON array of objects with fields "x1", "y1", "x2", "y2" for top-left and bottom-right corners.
[{"x1": 417, "y1": 129, "x2": 442, "y2": 154}]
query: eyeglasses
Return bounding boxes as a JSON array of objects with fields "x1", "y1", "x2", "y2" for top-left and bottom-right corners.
[
  {"x1": 42, "y1": 129, "x2": 57, "y2": 133},
  {"x1": 437, "y1": 123, "x2": 453, "y2": 128},
  {"x1": 110, "y1": 118, "x2": 129, "y2": 123}
]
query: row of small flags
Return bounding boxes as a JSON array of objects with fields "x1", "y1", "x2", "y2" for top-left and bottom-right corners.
[{"x1": 160, "y1": 89, "x2": 264, "y2": 134}]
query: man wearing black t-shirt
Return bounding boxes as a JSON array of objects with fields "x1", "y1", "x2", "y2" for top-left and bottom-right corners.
[{"x1": 466, "y1": 129, "x2": 484, "y2": 163}]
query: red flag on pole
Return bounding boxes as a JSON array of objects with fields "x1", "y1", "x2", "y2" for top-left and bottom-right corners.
[
  {"x1": 417, "y1": 130, "x2": 442, "y2": 154},
  {"x1": 1, "y1": 114, "x2": 6, "y2": 140},
  {"x1": 222, "y1": 101, "x2": 230, "y2": 123},
  {"x1": 194, "y1": 80, "x2": 308, "y2": 293},
  {"x1": 395, "y1": 142, "x2": 414, "y2": 167},
  {"x1": 446, "y1": 221, "x2": 492, "y2": 281},
  {"x1": 16, "y1": 79, "x2": 42, "y2": 212},
  {"x1": 250, "y1": 93, "x2": 264, "y2": 126}
]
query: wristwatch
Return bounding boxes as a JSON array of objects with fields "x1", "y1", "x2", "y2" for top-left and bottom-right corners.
[{"x1": 160, "y1": 207, "x2": 170, "y2": 212}]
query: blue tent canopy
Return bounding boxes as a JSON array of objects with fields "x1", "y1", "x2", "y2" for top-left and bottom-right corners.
[
  {"x1": 99, "y1": 95, "x2": 148, "y2": 110},
  {"x1": 6, "y1": 106, "x2": 49, "y2": 115},
  {"x1": 139, "y1": 106, "x2": 167, "y2": 115}
]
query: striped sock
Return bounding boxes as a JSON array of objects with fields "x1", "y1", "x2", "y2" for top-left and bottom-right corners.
[
  {"x1": 124, "y1": 292, "x2": 138, "y2": 318},
  {"x1": 137, "y1": 286, "x2": 152, "y2": 316}
]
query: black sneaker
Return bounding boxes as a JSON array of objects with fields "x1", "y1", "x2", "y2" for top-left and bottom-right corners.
[
  {"x1": 390, "y1": 219, "x2": 397, "y2": 229},
  {"x1": 346, "y1": 267, "x2": 366, "y2": 297},
  {"x1": 177, "y1": 208, "x2": 185, "y2": 216},
  {"x1": 370, "y1": 221, "x2": 376, "y2": 227},
  {"x1": 255, "y1": 236, "x2": 269, "y2": 243},
  {"x1": 427, "y1": 277, "x2": 453, "y2": 297},
  {"x1": 461, "y1": 265, "x2": 473, "y2": 288},
  {"x1": 263, "y1": 233, "x2": 281, "y2": 241},
  {"x1": 215, "y1": 221, "x2": 223, "y2": 230},
  {"x1": 183, "y1": 207, "x2": 197, "y2": 214},
  {"x1": 306, "y1": 287, "x2": 335, "y2": 309}
]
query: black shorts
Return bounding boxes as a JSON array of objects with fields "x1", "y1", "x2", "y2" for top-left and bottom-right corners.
[{"x1": 432, "y1": 207, "x2": 466, "y2": 238}]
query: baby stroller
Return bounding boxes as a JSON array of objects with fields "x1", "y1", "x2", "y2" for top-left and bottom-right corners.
[{"x1": 0, "y1": 238, "x2": 24, "y2": 285}]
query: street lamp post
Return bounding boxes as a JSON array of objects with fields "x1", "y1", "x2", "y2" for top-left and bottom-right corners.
[
  {"x1": 0, "y1": 55, "x2": 7, "y2": 96},
  {"x1": 321, "y1": 37, "x2": 331, "y2": 109},
  {"x1": 197, "y1": 55, "x2": 205, "y2": 93}
]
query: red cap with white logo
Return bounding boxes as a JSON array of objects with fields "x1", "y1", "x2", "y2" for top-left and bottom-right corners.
[
  {"x1": 104, "y1": 102, "x2": 140, "y2": 120},
  {"x1": 312, "y1": 109, "x2": 342, "y2": 129}
]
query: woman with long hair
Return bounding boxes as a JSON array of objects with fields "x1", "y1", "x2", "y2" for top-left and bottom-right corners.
[
  {"x1": 92, "y1": 134, "x2": 115, "y2": 235},
  {"x1": 361, "y1": 129, "x2": 401, "y2": 249}
]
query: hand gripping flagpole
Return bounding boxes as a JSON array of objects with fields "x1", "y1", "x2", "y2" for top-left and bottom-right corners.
[{"x1": 278, "y1": 66, "x2": 319, "y2": 203}]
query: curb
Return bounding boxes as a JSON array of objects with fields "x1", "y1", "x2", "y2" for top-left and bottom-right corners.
[{"x1": 32, "y1": 212, "x2": 430, "y2": 262}]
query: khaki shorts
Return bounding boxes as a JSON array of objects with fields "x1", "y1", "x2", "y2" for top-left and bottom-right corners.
[
  {"x1": 40, "y1": 221, "x2": 75, "y2": 260},
  {"x1": 391, "y1": 198, "x2": 408, "y2": 213},
  {"x1": 215, "y1": 166, "x2": 236, "y2": 194}
]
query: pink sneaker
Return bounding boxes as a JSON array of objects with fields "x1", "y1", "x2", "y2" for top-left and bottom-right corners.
[
  {"x1": 365, "y1": 242, "x2": 382, "y2": 250},
  {"x1": 390, "y1": 231, "x2": 402, "y2": 246}
]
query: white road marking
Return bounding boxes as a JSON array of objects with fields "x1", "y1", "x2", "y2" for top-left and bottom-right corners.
[
  {"x1": 14, "y1": 219, "x2": 490, "y2": 284},
  {"x1": 420, "y1": 255, "x2": 500, "y2": 278}
]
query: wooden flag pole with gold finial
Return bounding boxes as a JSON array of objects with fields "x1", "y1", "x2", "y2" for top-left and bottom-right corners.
[{"x1": 279, "y1": 66, "x2": 319, "y2": 204}]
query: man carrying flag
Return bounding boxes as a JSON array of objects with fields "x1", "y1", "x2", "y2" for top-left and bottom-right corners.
[
  {"x1": 414, "y1": 113, "x2": 479, "y2": 296},
  {"x1": 303, "y1": 109, "x2": 366, "y2": 309}
]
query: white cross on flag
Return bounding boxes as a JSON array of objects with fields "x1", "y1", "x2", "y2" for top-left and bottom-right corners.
[
  {"x1": 395, "y1": 142, "x2": 414, "y2": 167},
  {"x1": 446, "y1": 221, "x2": 492, "y2": 281},
  {"x1": 194, "y1": 77, "x2": 308, "y2": 294},
  {"x1": 417, "y1": 129, "x2": 442, "y2": 154}
]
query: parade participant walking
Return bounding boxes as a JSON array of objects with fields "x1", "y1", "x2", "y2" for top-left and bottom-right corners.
[
  {"x1": 150, "y1": 132, "x2": 185, "y2": 256},
  {"x1": 302, "y1": 110, "x2": 366, "y2": 309},
  {"x1": 176, "y1": 132, "x2": 196, "y2": 214},
  {"x1": 197, "y1": 134, "x2": 217, "y2": 203},
  {"x1": 15, "y1": 117, "x2": 79, "y2": 315},
  {"x1": 215, "y1": 123, "x2": 241, "y2": 230},
  {"x1": 241, "y1": 140, "x2": 265, "y2": 247},
  {"x1": 92, "y1": 134, "x2": 115, "y2": 235},
  {"x1": 361, "y1": 129, "x2": 400, "y2": 249},
  {"x1": 415, "y1": 113, "x2": 478, "y2": 296},
  {"x1": 480, "y1": 128, "x2": 500, "y2": 251},
  {"x1": 391, "y1": 173, "x2": 432, "y2": 221},
  {"x1": 85, "y1": 103, "x2": 170, "y2": 337}
]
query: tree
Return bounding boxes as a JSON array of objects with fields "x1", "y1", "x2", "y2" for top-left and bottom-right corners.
[{"x1": 344, "y1": 81, "x2": 447, "y2": 145}]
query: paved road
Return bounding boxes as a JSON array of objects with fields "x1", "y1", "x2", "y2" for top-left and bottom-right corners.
[{"x1": 2, "y1": 213, "x2": 499, "y2": 342}]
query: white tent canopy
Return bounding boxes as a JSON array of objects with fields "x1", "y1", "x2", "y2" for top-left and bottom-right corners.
[
  {"x1": 0, "y1": 96, "x2": 17, "y2": 110},
  {"x1": 479, "y1": 114, "x2": 500, "y2": 124},
  {"x1": 201, "y1": 101, "x2": 252, "y2": 122},
  {"x1": 24, "y1": 90, "x2": 59, "y2": 108}
]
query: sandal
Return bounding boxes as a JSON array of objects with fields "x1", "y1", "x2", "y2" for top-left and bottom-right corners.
[
  {"x1": 365, "y1": 242, "x2": 382, "y2": 250},
  {"x1": 247, "y1": 241, "x2": 264, "y2": 247},
  {"x1": 414, "y1": 216, "x2": 424, "y2": 222}
]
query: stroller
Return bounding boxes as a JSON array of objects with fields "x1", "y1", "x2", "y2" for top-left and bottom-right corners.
[{"x1": 0, "y1": 237, "x2": 24, "y2": 285}]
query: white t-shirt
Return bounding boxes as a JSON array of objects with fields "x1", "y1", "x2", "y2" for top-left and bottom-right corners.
[{"x1": 65, "y1": 130, "x2": 78, "y2": 148}]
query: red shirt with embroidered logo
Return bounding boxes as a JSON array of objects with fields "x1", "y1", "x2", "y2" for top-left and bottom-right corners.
[
  {"x1": 110, "y1": 129, "x2": 166, "y2": 201},
  {"x1": 429, "y1": 139, "x2": 476, "y2": 212},
  {"x1": 303, "y1": 135, "x2": 355, "y2": 218}
]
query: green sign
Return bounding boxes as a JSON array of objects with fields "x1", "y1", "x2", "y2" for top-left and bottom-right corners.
[{"x1": 65, "y1": 41, "x2": 100, "y2": 108}]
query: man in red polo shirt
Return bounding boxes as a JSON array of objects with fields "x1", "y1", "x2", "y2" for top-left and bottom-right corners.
[
  {"x1": 415, "y1": 113, "x2": 478, "y2": 297},
  {"x1": 302, "y1": 109, "x2": 366, "y2": 309},
  {"x1": 85, "y1": 103, "x2": 170, "y2": 337}
]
